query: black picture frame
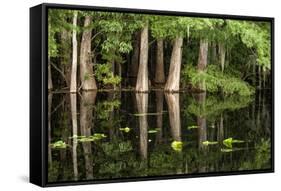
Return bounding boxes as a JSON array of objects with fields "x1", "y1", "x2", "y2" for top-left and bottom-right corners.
[{"x1": 30, "y1": 3, "x2": 275, "y2": 187}]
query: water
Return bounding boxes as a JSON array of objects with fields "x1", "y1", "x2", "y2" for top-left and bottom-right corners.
[{"x1": 48, "y1": 90, "x2": 272, "y2": 183}]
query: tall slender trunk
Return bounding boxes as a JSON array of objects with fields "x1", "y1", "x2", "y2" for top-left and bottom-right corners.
[
  {"x1": 211, "y1": 42, "x2": 217, "y2": 64},
  {"x1": 253, "y1": 62, "x2": 256, "y2": 86},
  {"x1": 155, "y1": 39, "x2": 165, "y2": 84},
  {"x1": 80, "y1": 16, "x2": 97, "y2": 90},
  {"x1": 165, "y1": 93, "x2": 181, "y2": 141},
  {"x1": 48, "y1": 57, "x2": 53, "y2": 90},
  {"x1": 136, "y1": 93, "x2": 148, "y2": 160},
  {"x1": 218, "y1": 43, "x2": 226, "y2": 72},
  {"x1": 130, "y1": 31, "x2": 140, "y2": 78},
  {"x1": 197, "y1": 39, "x2": 208, "y2": 91},
  {"x1": 60, "y1": 29, "x2": 71, "y2": 87},
  {"x1": 70, "y1": 11, "x2": 78, "y2": 93},
  {"x1": 217, "y1": 113, "x2": 224, "y2": 143},
  {"x1": 70, "y1": 93, "x2": 78, "y2": 180},
  {"x1": 136, "y1": 24, "x2": 149, "y2": 92},
  {"x1": 164, "y1": 37, "x2": 183, "y2": 92},
  {"x1": 196, "y1": 92, "x2": 207, "y2": 149},
  {"x1": 80, "y1": 91, "x2": 97, "y2": 179},
  {"x1": 258, "y1": 66, "x2": 262, "y2": 89},
  {"x1": 155, "y1": 91, "x2": 164, "y2": 144}
]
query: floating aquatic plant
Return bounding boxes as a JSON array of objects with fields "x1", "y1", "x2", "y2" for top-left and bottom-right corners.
[
  {"x1": 188, "y1": 125, "x2": 198, "y2": 130},
  {"x1": 148, "y1": 129, "x2": 159, "y2": 134},
  {"x1": 50, "y1": 140, "x2": 67, "y2": 149},
  {"x1": 223, "y1": 137, "x2": 244, "y2": 148},
  {"x1": 68, "y1": 133, "x2": 107, "y2": 143},
  {"x1": 202, "y1": 141, "x2": 218, "y2": 146},
  {"x1": 171, "y1": 141, "x2": 183, "y2": 152},
  {"x1": 119, "y1": 127, "x2": 131, "y2": 133}
]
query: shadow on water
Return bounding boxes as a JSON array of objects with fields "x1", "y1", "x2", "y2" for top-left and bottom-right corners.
[{"x1": 47, "y1": 89, "x2": 272, "y2": 182}]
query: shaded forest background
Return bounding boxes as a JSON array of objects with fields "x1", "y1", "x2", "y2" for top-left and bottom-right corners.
[{"x1": 48, "y1": 9, "x2": 271, "y2": 95}]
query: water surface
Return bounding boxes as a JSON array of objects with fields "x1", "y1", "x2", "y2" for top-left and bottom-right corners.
[{"x1": 48, "y1": 90, "x2": 272, "y2": 183}]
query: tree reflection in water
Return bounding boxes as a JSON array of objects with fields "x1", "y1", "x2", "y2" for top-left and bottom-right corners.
[{"x1": 48, "y1": 90, "x2": 271, "y2": 182}]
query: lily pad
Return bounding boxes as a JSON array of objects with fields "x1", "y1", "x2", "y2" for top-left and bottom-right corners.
[
  {"x1": 223, "y1": 137, "x2": 244, "y2": 148},
  {"x1": 202, "y1": 141, "x2": 218, "y2": 146},
  {"x1": 221, "y1": 148, "x2": 233, "y2": 152},
  {"x1": 188, "y1": 125, "x2": 198, "y2": 130},
  {"x1": 148, "y1": 129, "x2": 158, "y2": 134},
  {"x1": 50, "y1": 140, "x2": 67, "y2": 149},
  {"x1": 119, "y1": 127, "x2": 131, "y2": 133},
  {"x1": 171, "y1": 141, "x2": 183, "y2": 152}
]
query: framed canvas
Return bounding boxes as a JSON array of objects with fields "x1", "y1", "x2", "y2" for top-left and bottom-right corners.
[{"x1": 30, "y1": 3, "x2": 274, "y2": 187}]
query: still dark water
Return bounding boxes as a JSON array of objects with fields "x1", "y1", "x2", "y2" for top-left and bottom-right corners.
[{"x1": 48, "y1": 90, "x2": 272, "y2": 183}]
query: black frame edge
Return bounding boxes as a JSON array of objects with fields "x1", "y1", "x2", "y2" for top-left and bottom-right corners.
[{"x1": 30, "y1": 4, "x2": 45, "y2": 187}]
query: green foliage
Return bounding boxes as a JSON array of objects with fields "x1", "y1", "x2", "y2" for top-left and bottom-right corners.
[
  {"x1": 186, "y1": 95, "x2": 252, "y2": 118},
  {"x1": 95, "y1": 64, "x2": 121, "y2": 86},
  {"x1": 239, "y1": 139, "x2": 271, "y2": 170},
  {"x1": 182, "y1": 65, "x2": 254, "y2": 96},
  {"x1": 95, "y1": 99, "x2": 121, "y2": 119},
  {"x1": 227, "y1": 20, "x2": 271, "y2": 70}
]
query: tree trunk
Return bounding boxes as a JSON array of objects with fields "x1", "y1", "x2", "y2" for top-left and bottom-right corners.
[
  {"x1": 70, "y1": 11, "x2": 78, "y2": 93},
  {"x1": 165, "y1": 93, "x2": 181, "y2": 141},
  {"x1": 80, "y1": 91, "x2": 97, "y2": 179},
  {"x1": 211, "y1": 42, "x2": 217, "y2": 64},
  {"x1": 258, "y1": 66, "x2": 262, "y2": 89},
  {"x1": 196, "y1": 92, "x2": 207, "y2": 149},
  {"x1": 60, "y1": 29, "x2": 71, "y2": 87},
  {"x1": 136, "y1": 93, "x2": 148, "y2": 160},
  {"x1": 218, "y1": 43, "x2": 226, "y2": 72},
  {"x1": 155, "y1": 91, "x2": 164, "y2": 144},
  {"x1": 70, "y1": 93, "x2": 78, "y2": 180},
  {"x1": 197, "y1": 39, "x2": 208, "y2": 71},
  {"x1": 48, "y1": 57, "x2": 53, "y2": 90},
  {"x1": 130, "y1": 31, "x2": 140, "y2": 78},
  {"x1": 136, "y1": 24, "x2": 149, "y2": 92},
  {"x1": 155, "y1": 39, "x2": 165, "y2": 84},
  {"x1": 197, "y1": 39, "x2": 208, "y2": 91},
  {"x1": 164, "y1": 37, "x2": 183, "y2": 92},
  {"x1": 80, "y1": 16, "x2": 97, "y2": 90}
]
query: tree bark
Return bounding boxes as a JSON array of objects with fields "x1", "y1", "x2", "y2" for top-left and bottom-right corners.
[
  {"x1": 130, "y1": 31, "x2": 140, "y2": 78},
  {"x1": 211, "y1": 42, "x2": 217, "y2": 64},
  {"x1": 80, "y1": 91, "x2": 97, "y2": 179},
  {"x1": 136, "y1": 93, "x2": 148, "y2": 160},
  {"x1": 155, "y1": 91, "x2": 164, "y2": 144},
  {"x1": 48, "y1": 57, "x2": 53, "y2": 90},
  {"x1": 218, "y1": 43, "x2": 226, "y2": 72},
  {"x1": 197, "y1": 39, "x2": 208, "y2": 71},
  {"x1": 197, "y1": 39, "x2": 208, "y2": 90},
  {"x1": 80, "y1": 16, "x2": 97, "y2": 90},
  {"x1": 164, "y1": 37, "x2": 183, "y2": 92},
  {"x1": 155, "y1": 39, "x2": 165, "y2": 84},
  {"x1": 136, "y1": 24, "x2": 149, "y2": 92},
  {"x1": 70, "y1": 93, "x2": 78, "y2": 180},
  {"x1": 60, "y1": 29, "x2": 71, "y2": 87},
  {"x1": 196, "y1": 92, "x2": 207, "y2": 149},
  {"x1": 165, "y1": 93, "x2": 181, "y2": 141},
  {"x1": 70, "y1": 11, "x2": 78, "y2": 93}
]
